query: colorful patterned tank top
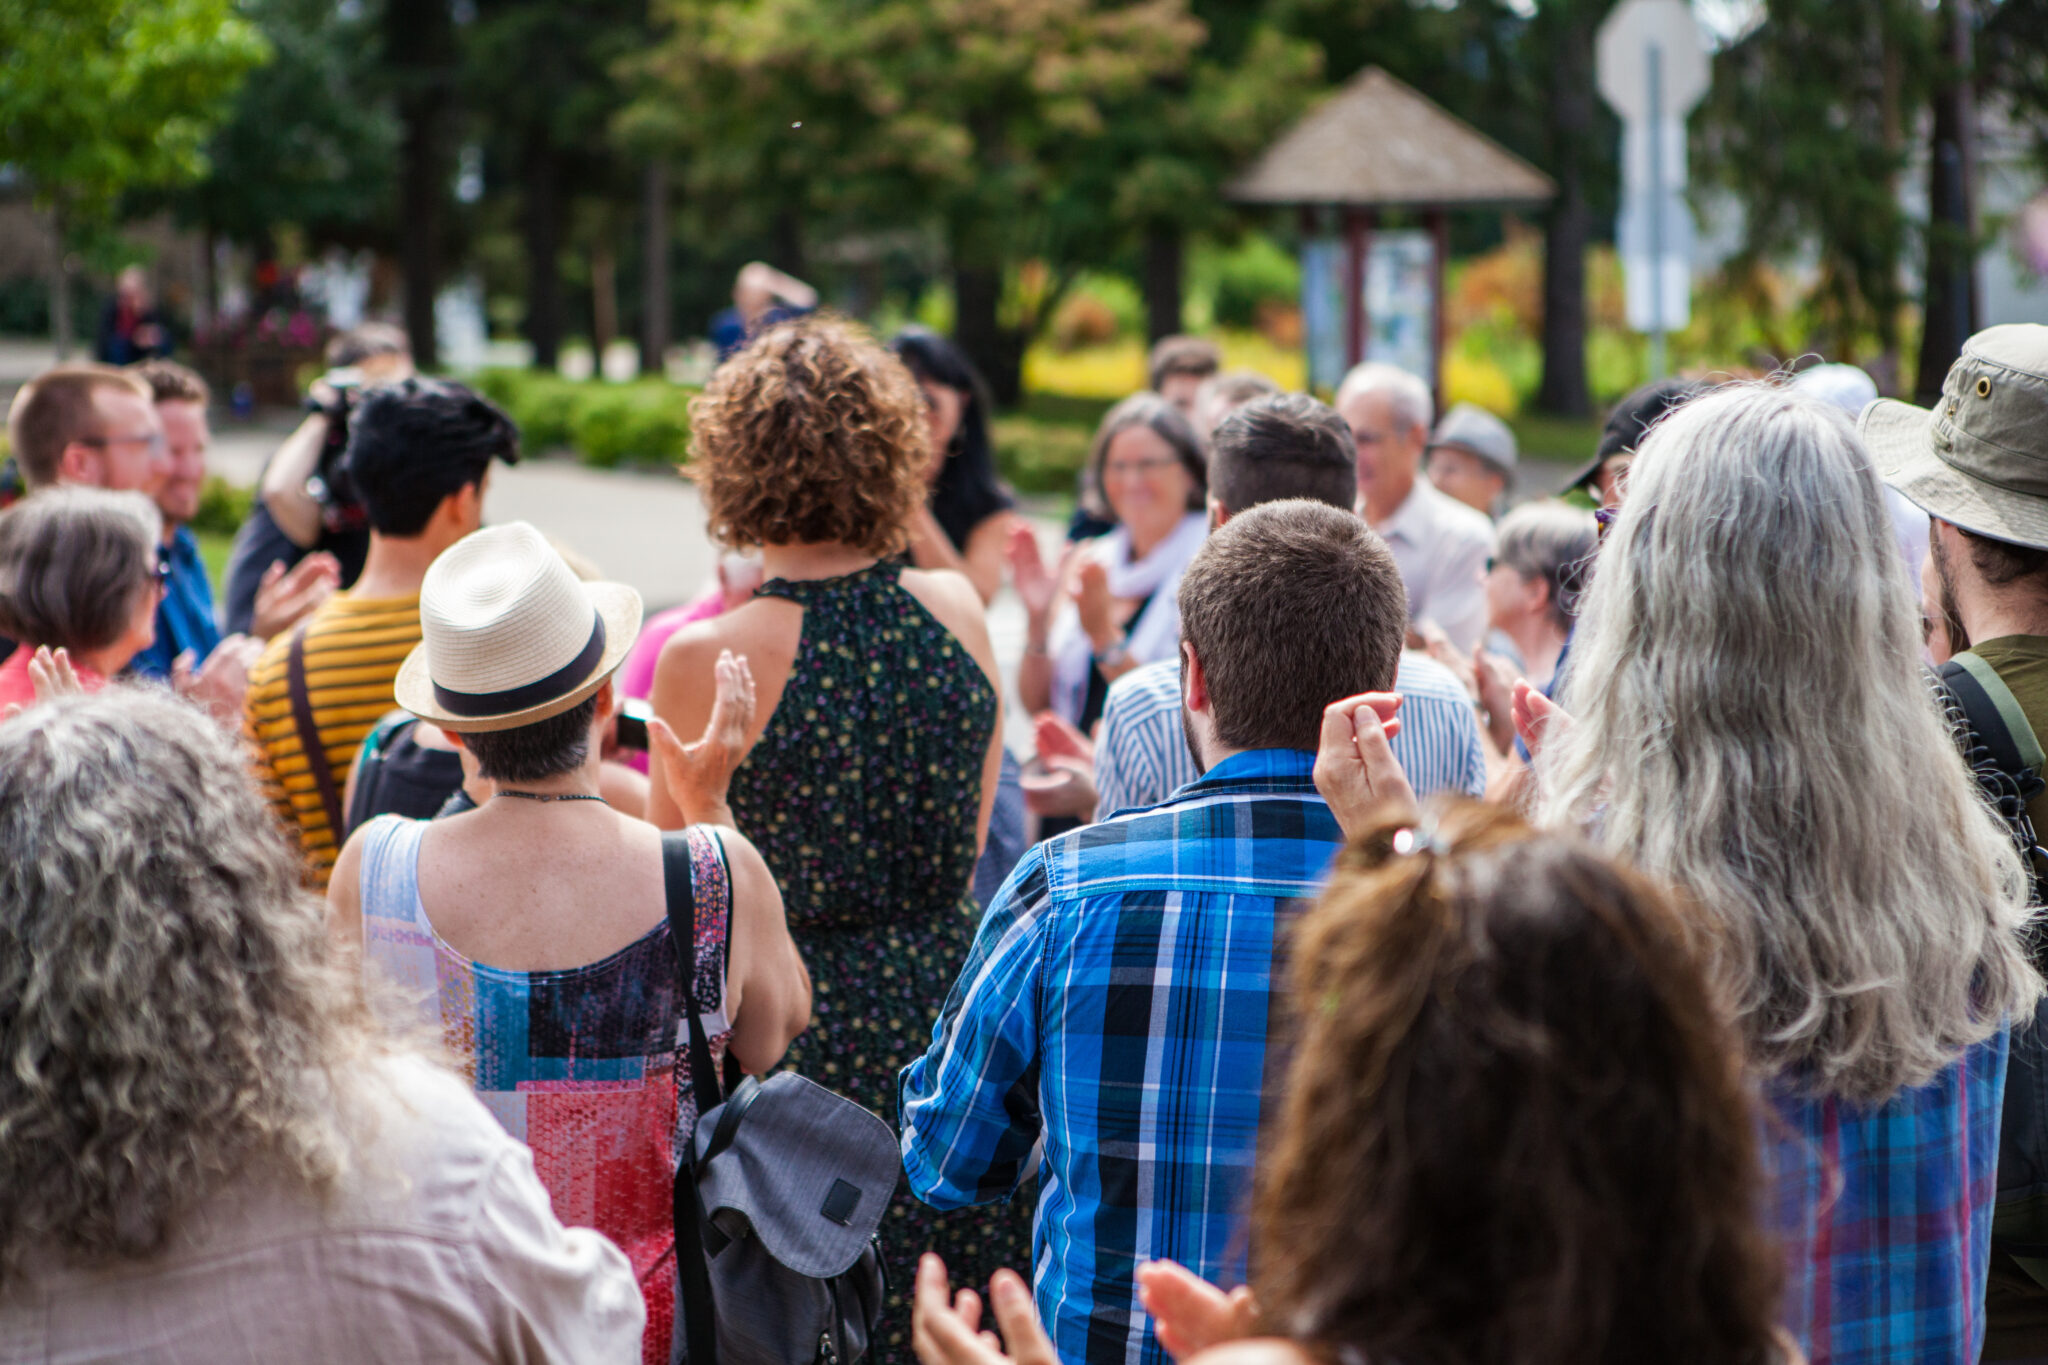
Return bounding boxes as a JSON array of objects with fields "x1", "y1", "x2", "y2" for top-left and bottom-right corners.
[{"x1": 356, "y1": 815, "x2": 733, "y2": 1365}]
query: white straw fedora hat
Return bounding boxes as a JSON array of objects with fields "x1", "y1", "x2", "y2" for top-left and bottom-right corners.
[{"x1": 394, "y1": 521, "x2": 642, "y2": 733}]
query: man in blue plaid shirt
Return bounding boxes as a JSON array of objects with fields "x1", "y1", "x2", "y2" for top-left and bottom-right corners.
[{"x1": 901, "y1": 496, "x2": 1411, "y2": 1365}]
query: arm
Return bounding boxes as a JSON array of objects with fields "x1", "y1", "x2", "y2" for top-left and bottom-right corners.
[
  {"x1": 472, "y1": 1142, "x2": 647, "y2": 1361},
  {"x1": 325, "y1": 828, "x2": 366, "y2": 962},
  {"x1": 1009, "y1": 524, "x2": 1059, "y2": 716},
  {"x1": 718, "y1": 828, "x2": 812, "y2": 1074},
  {"x1": 898, "y1": 851, "x2": 1050, "y2": 1209},
  {"x1": 259, "y1": 411, "x2": 334, "y2": 549}
]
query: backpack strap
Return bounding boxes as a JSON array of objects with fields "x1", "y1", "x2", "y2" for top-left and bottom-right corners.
[
  {"x1": 1936, "y1": 653, "x2": 2048, "y2": 928},
  {"x1": 286, "y1": 623, "x2": 346, "y2": 842},
  {"x1": 663, "y1": 829, "x2": 722, "y2": 1365},
  {"x1": 1946, "y1": 653, "x2": 2048, "y2": 782}
]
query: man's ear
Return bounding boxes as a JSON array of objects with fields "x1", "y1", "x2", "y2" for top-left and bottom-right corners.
[
  {"x1": 1182, "y1": 640, "x2": 1211, "y2": 714},
  {"x1": 56, "y1": 441, "x2": 100, "y2": 486}
]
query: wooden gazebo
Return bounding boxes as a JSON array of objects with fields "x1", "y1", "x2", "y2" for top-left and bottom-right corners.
[{"x1": 1228, "y1": 67, "x2": 1555, "y2": 392}]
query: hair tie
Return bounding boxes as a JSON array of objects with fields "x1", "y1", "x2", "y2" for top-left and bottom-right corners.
[{"x1": 1392, "y1": 822, "x2": 1451, "y2": 858}]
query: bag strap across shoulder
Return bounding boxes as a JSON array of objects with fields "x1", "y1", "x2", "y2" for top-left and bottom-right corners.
[
  {"x1": 1947, "y1": 652, "x2": 2048, "y2": 779},
  {"x1": 662, "y1": 828, "x2": 722, "y2": 1365},
  {"x1": 286, "y1": 623, "x2": 346, "y2": 840}
]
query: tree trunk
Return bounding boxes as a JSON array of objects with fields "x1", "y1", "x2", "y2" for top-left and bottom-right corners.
[
  {"x1": 1536, "y1": 9, "x2": 1594, "y2": 417},
  {"x1": 388, "y1": 0, "x2": 454, "y2": 370},
  {"x1": 524, "y1": 138, "x2": 564, "y2": 371},
  {"x1": 591, "y1": 238, "x2": 618, "y2": 364},
  {"x1": 640, "y1": 160, "x2": 670, "y2": 377},
  {"x1": 1916, "y1": 0, "x2": 1978, "y2": 405},
  {"x1": 1143, "y1": 225, "x2": 1183, "y2": 343},
  {"x1": 49, "y1": 203, "x2": 72, "y2": 360}
]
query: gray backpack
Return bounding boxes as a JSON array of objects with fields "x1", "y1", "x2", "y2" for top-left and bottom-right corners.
[{"x1": 662, "y1": 835, "x2": 897, "y2": 1365}]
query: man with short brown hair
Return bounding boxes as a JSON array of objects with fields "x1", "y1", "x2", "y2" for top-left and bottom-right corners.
[
  {"x1": 902, "y1": 498, "x2": 1405, "y2": 1365},
  {"x1": 6, "y1": 364, "x2": 167, "y2": 495},
  {"x1": 1147, "y1": 334, "x2": 1221, "y2": 415}
]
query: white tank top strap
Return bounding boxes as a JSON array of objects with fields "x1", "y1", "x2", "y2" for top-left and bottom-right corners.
[{"x1": 355, "y1": 813, "x2": 430, "y2": 928}]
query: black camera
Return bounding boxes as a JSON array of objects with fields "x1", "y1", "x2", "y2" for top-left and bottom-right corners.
[{"x1": 304, "y1": 368, "x2": 371, "y2": 535}]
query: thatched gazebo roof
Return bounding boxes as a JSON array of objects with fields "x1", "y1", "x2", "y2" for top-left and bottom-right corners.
[{"x1": 1228, "y1": 67, "x2": 1556, "y2": 210}]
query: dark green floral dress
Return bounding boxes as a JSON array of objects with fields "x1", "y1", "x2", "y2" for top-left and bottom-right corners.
[{"x1": 728, "y1": 561, "x2": 1033, "y2": 1361}]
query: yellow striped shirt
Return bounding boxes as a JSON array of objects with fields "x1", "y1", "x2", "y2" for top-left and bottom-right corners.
[{"x1": 243, "y1": 593, "x2": 421, "y2": 889}]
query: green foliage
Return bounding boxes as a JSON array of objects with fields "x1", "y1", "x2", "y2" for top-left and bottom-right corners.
[
  {"x1": 172, "y1": 0, "x2": 397, "y2": 242},
  {"x1": 191, "y1": 475, "x2": 253, "y2": 539},
  {"x1": 470, "y1": 370, "x2": 695, "y2": 468},
  {"x1": 0, "y1": 0, "x2": 269, "y2": 224},
  {"x1": 1192, "y1": 235, "x2": 1300, "y2": 330},
  {"x1": 992, "y1": 400, "x2": 1103, "y2": 496}
]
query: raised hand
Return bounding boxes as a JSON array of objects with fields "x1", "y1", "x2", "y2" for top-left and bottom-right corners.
[
  {"x1": 1471, "y1": 647, "x2": 1521, "y2": 756},
  {"x1": 1135, "y1": 1260, "x2": 1258, "y2": 1364},
  {"x1": 1033, "y1": 711, "x2": 1094, "y2": 765},
  {"x1": 1075, "y1": 559, "x2": 1116, "y2": 649},
  {"x1": 173, "y1": 634, "x2": 264, "y2": 727},
  {"x1": 649, "y1": 649, "x2": 757, "y2": 828},
  {"x1": 912, "y1": 1254, "x2": 1057, "y2": 1365},
  {"x1": 1510, "y1": 679, "x2": 1570, "y2": 760},
  {"x1": 1008, "y1": 524, "x2": 1061, "y2": 623},
  {"x1": 250, "y1": 553, "x2": 341, "y2": 640},
  {"x1": 1312, "y1": 692, "x2": 1418, "y2": 839}
]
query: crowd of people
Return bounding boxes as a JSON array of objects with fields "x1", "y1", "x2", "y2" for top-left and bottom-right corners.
[{"x1": 6, "y1": 305, "x2": 2048, "y2": 1365}]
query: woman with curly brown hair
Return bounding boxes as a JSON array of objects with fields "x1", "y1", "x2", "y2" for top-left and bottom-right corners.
[
  {"x1": 646, "y1": 315, "x2": 1023, "y2": 1357},
  {"x1": 913, "y1": 801, "x2": 1796, "y2": 1365}
]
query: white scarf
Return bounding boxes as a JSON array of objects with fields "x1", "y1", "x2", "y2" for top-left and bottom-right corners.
[{"x1": 1050, "y1": 511, "x2": 1209, "y2": 725}]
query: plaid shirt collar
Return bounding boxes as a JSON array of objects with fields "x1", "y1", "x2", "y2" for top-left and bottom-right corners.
[{"x1": 1168, "y1": 747, "x2": 1318, "y2": 799}]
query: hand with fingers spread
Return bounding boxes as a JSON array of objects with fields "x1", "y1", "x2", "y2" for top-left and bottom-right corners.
[
  {"x1": 27, "y1": 646, "x2": 85, "y2": 704},
  {"x1": 912, "y1": 1254, "x2": 1057, "y2": 1365},
  {"x1": 1312, "y1": 692, "x2": 1419, "y2": 839},
  {"x1": 173, "y1": 634, "x2": 264, "y2": 727},
  {"x1": 1510, "y1": 679, "x2": 1571, "y2": 761},
  {"x1": 1135, "y1": 1260, "x2": 1258, "y2": 1364},
  {"x1": 1008, "y1": 525, "x2": 1059, "y2": 623},
  {"x1": 249, "y1": 553, "x2": 341, "y2": 641},
  {"x1": 649, "y1": 649, "x2": 757, "y2": 827},
  {"x1": 1034, "y1": 711, "x2": 1094, "y2": 765}
]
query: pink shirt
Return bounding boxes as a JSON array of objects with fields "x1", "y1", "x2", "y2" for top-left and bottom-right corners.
[
  {"x1": 618, "y1": 587, "x2": 726, "y2": 773},
  {"x1": 0, "y1": 650, "x2": 109, "y2": 712}
]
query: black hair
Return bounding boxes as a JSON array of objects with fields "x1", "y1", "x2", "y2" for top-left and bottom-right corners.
[
  {"x1": 342, "y1": 378, "x2": 519, "y2": 536},
  {"x1": 1596, "y1": 379, "x2": 1699, "y2": 464},
  {"x1": 1209, "y1": 392, "x2": 1356, "y2": 516},
  {"x1": 891, "y1": 329, "x2": 1013, "y2": 551},
  {"x1": 462, "y1": 696, "x2": 600, "y2": 783}
]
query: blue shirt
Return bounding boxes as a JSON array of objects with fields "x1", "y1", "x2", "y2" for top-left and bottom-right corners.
[
  {"x1": 130, "y1": 526, "x2": 220, "y2": 680},
  {"x1": 1764, "y1": 1034, "x2": 2008, "y2": 1365},
  {"x1": 1092, "y1": 654, "x2": 1485, "y2": 818},
  {"x1": 900, "y1": 749, "x2": 1345, "y2": 1365}
]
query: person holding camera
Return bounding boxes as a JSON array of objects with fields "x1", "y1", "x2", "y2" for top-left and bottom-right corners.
[
  {"x1": 242, "y1": 376, "x2": 518, "y2": 890},
  {"x1": 221, "y1": 323, "x2": 412, "y2": 636}
]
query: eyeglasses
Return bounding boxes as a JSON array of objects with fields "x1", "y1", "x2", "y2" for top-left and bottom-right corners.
[
  {"x1": 81, "y1": 432, "x2": 168, "y2": 456},
  {"x1": 1104, "y1": 455, "x2": 1184, "y2": 480}
]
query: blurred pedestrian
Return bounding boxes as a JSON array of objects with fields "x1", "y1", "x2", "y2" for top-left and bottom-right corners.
[
  {"x1": 93, "y1": 265, "x2": 172, "y2": 365},
  {"x1": 0, "y1": 488, "x2": 162, "y2": 710},
  {"x1": 243, "y1": 377, "x2": 517, "y2": 889},
  {"x1": 0, "y1": 689, "x2": 643, "y2": 1363},
  {"x1": 1148, "y1": 335, "x2": 1222, "y2": 416},
  {"x1": 1337, "y1": 362, "x2": 1493, "y2": 651},
  {"x1": 1563, "y1": 377, "x2": 1698, "y2": 510},
  {"x1": 645, "y1": 314, "x2": 1019, "y2": 1355},
  {"x1": 1424, "y1": 401, "x2": 1517, "y2": 517},
  {"x1": 894, "y1": 329, "x2": 1018, "y2": 605},
  {"x1": 1190, "y1": 369, "x2": 1280, "y2": 441}
]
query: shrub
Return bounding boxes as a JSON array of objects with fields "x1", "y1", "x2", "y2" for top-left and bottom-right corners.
[
  {"x1": 1202, "y1": 236, "x2": 1300, "y2": 331},
  {"x1": 191, "y1": 476, "x2": 253, "y2": 538},
  {"x1": 470, "y1": 369, "x2": 693, "y2": 467}
]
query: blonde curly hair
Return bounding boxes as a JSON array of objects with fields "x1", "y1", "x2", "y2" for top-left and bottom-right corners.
[
  {"x1": 688, "y1": 315, "x2": 927, "y2": 557},
  {"x1": 0, "y1": 688, "x2": 395, "y2": 1283}
]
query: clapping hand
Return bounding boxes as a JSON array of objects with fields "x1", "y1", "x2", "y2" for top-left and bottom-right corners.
[
  {"x1": 1510, "y1": 679, "x2": 1570, "y2": 760},
  {"x1": 173, "y1": 634, "x2": 265, "y2": 727},
  {"x1": 1312, "y1": 693, "x2": 1418, "y2": 839},
  {"x1": 650, "y1": 650, "x2": 757, "y2": 828},
  {"x1": 1135, "y1": 1261, "x2": 1258, "y2": 1364},
  {"x1": 1007, "y1": 525, "x2": 1059, "y2": 621},
  {"x1": 249, "y1": 554, "x2": 341, "y2": 641},
  {"x1": 4, "y1": 646, "x2": 86, "y2": 720},
  {"x1": 1074, "y1": 560, "x2": 1115, "y2": 648},
  {"x1": 912, "y1": 1255, "x2": 1056, "y2": 1365}
]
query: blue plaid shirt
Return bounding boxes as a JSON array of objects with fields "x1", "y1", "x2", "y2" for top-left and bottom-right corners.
[
  {"x1": 1764, "y1": 1032, "x2": 2008, "y2": 1365},
  {"x1": 900, "y1": 749, "x2": 1343, "y2": 1365}
]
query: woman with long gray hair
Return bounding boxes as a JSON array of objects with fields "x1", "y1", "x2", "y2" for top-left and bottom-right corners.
[
  {"x1": 0, "y1": 689, "x2": 643, "y2": 1361},
  {"x1": 1524, "y1": 382, "x2": 2040, "y2": 1365}
]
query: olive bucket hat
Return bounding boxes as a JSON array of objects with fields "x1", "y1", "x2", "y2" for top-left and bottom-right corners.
[{"x1": 1863, "y1": 324, "x2": 2048, "y2": 550}]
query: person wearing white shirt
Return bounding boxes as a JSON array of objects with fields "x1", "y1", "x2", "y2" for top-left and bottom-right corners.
[{"x1": 1337, "y1": 362, "x2": 1495, "y2": 651}]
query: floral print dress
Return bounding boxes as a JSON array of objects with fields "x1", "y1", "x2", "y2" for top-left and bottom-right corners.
[{"x1": 728, "y1": 561, "x2": 1031, "y2": 1360}]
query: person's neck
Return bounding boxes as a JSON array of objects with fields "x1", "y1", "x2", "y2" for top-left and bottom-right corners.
[
  {"x1": 160, "y1": 521, "x2": 183, "y2": 547},
  {"x1": 347, "y1": 530, "x2": 449, "y2": 600},
  {"x1": 484, "y1": 752, "x2": 607, "y2": 805},
  {"x1": 1503, "y1": 618, "x2": 1569, "y2": 688},
  {"x1": 1958, "y1": 578, "x2": 2048, "y2": 646},
  {"x1": 68, "y1": 644, "x2": 125, "y2": 678},
  {"x1": 758, "y1": 541, "x2": 878, "y2": 582},
  {"x1": 1128, "y1": 514, "x2": 1188, "y2": 563},
  {"x1": 1364, "y1": 471, "x2": 1417, "y2": 527}
]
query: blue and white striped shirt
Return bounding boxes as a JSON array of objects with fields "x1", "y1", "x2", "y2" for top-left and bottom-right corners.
[
  {"x1": 1092, "y1": 652, "x2": 1485, "y2": 818},
  {"x1": 900, "y1": 749, "x2": 1344, "y2": 1365}
]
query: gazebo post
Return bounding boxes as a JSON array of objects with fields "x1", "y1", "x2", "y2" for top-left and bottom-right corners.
[
  {"x1": 1428, "y1": 206, "x2": 1449, "y2": 413},
  {"x1": 1344, "y1": 208, "x2": 1375, "y2": 369}
]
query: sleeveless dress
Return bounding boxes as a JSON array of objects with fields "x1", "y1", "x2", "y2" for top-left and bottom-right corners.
[
  {"x1": 729, "y1": 561, "x2": 1031, "y2": 1361},
  {"x1": 357, "y1": 815, "x2": 733, "y2": 1365}
]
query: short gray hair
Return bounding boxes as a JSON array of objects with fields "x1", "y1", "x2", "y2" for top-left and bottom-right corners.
[
  {"x1": 1335, "y1": 362, "x2": 1433, "y2": 434},
  {"x1": 1538, "y1": 382, "x2": 2040, "y2": 1103},
  {"x1": 1494, "y1": 500, "x2": 1598, "y2": 631},
  {"x1": 0, "y1": 487, "x2": 160, "y2": 652}
]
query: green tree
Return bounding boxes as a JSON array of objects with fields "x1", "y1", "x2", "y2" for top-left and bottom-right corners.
[
  {"x1": 0, "y1": 0, "x2": 268, "y2": 353},
  {"x1": 632, "y1": 0, "x2": 1203, "y2": 402}
]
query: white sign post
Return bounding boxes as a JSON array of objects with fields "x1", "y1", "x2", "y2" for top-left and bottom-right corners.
[{"x1": 1597, "y1": 0, "x2": 1709, "y2": 380}]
